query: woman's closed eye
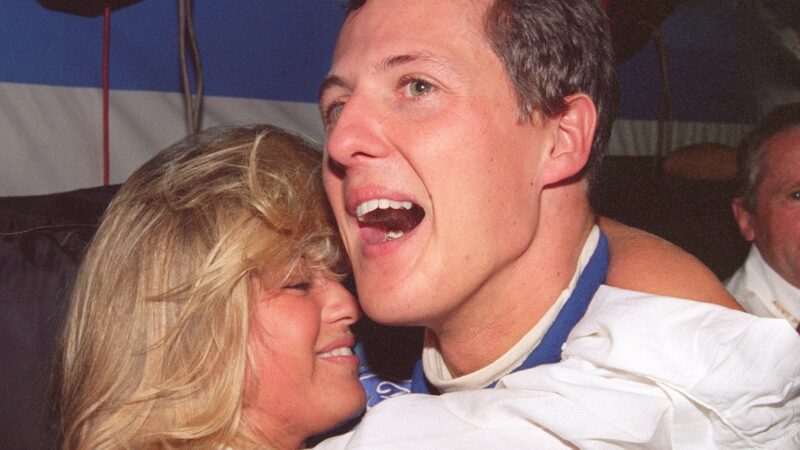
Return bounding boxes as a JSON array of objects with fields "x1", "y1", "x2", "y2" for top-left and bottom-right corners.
[{"x1": 282, "y1": 280, "x2": 312, "y2": 294}]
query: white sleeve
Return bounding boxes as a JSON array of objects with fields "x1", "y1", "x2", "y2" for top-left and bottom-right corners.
[
  {"x1": 314, "y1": 358, "x2": 679, "y2": 449},
  {"x1": 315, "y1": 288, "x2": 800, "y2": 449}
]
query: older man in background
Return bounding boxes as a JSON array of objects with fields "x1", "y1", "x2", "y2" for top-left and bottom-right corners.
[{"x1": 728, "y1": 102, "x2": 800, "y2": 330}]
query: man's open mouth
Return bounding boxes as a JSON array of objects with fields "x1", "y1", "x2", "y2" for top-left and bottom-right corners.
[{"x1": 355, "y1": 198, "x2": 425, "y2": 243}]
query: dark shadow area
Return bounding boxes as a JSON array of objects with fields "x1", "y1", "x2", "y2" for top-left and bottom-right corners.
[
  {"x1": 0, "y1": 185, "x2": 119, "y2": 450},
  {"x1": 595, "y1": 156, "x2": 749, "y2": 280}
]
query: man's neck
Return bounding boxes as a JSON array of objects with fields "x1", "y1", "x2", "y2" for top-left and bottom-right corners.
[{"x1": 429, "y1": 188, "x2": 595, "y2": 377}]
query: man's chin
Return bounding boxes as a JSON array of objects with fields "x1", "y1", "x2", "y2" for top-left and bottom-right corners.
[{"x1": 358, "y1": 291, "x2": 430, "y2": 327}]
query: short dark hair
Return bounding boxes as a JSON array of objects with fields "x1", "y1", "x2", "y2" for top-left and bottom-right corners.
[
  {"x1": 344, "y1": 0, "x2": 618, "y2": 192},
  {"x1": 737, "y1": 101, "x2": 800, "y2": 211}
]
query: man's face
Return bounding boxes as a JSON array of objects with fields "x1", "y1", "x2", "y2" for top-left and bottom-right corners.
[
  {"x1": 737, "y1": 128, "x2": 800, "y2": 288},
  {"x1": 319, "y1": 0, "x2": 556, "y2": 326}
]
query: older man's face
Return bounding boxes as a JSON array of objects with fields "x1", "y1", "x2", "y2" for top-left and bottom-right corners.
[
  {"x1": 319, "y1": 0, "x2": 556, "y2": 326},
  {"x1": 738, "y1": 128, "x2": 800, "y2": 288}
]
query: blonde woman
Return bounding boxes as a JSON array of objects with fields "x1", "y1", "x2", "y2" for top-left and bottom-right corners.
[{"x1": 55, "y1": 125, "x2": 365, "y2": 449}]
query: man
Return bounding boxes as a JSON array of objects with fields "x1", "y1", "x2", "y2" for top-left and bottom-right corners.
[
  {"x1": 727, "y1": 102, "x2": 800, "y2": 329},
  {"x1": 317, "y1": 0, "x2": 800, "y2": 447}
]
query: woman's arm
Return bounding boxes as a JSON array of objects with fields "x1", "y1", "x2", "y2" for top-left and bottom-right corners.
[{"x1": 599, "y1": 216, "x2": 743, "y2": 311}]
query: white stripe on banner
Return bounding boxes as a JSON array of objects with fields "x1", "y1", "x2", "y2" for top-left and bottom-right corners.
[
  {"x1": 609, "y1": 119, "x2": 752, "y2": 156},
  {"x1": 1, "y1": 82, "x2": 756, "y2": 196},
  {"x1": 0, "y1": 82, "x2": 324, "y2": 196}
]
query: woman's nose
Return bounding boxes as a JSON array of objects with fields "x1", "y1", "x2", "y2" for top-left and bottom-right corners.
[{"x1": 322, "y1": 278, "x2": 361, "y2": 325}]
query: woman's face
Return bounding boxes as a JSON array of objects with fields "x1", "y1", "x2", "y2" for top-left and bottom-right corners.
[{"x1": 243, "y1": 272, "x2": 365, "y2": 447}]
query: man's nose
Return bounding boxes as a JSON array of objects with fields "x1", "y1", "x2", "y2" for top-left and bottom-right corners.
[{"x1": 324, "y1": 95, "x2": 390, "y2": 170}]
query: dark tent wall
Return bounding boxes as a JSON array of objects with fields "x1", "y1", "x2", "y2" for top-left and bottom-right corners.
[
  {"x1": 619, "y1": 0, "x2": 758, "y2": 125},
  {"x1": 613, "y1": 0, "x2": 799, "y2": 157}
]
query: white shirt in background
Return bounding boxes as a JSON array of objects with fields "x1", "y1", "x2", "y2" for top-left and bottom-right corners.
[{"x1": 726, "y1": 245, "x2": 800, "y2": 328}]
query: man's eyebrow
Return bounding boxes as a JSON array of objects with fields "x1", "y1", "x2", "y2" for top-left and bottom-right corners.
[
  {"x1": 318, "y1": 75, "x2": 351, "y2": 103},
  {"x1": 379, "y1": 53, "x2": 452, "y2": 72},
  {"x1": 318, "y1": 53, "x2": 454, "y2": 102}
]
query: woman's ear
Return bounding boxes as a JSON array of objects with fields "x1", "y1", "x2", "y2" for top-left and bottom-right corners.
[{"x1": 540, "y1": 93, "x2": 597, "y2": 186}]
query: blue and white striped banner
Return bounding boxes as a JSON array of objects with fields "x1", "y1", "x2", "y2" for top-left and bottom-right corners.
[{"x1": 3, "y1": 0, "x2": 790, "y2": 196}]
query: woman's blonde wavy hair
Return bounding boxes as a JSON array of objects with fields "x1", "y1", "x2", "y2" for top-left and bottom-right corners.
[{"x1": 54, "y1": 125, "x2": 344, "y2": 449}]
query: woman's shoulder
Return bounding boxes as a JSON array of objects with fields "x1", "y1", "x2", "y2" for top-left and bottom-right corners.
[{"x1": 598, "y1": 217, "x2": 743, "y2": 311}]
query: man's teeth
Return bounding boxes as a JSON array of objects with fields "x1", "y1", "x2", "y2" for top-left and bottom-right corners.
[
  {"x1": 318, "y1": 347, "x2": 354, "y2": 358},
  {"x1": 356, "y1": 198, "x2": 413, "y2": 221},
  {"x1": 385, "y1": 230, "x2": 404, "y2": 241}
]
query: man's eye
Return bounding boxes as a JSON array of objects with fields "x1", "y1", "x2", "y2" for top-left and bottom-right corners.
[
  {"x1": 405, "y1": 79, "x2": 433, "y2": 97},
  {"x1": 324, "y1": 102, "x2": 344, "y2": 128},
  {"x1": 790, "y1": 191, "x2": 800, "y2": 201}
]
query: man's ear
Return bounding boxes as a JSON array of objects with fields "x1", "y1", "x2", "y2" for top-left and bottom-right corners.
[
  {"x1": 540, "y1": 94, "x2": 597, "y2": 186},
  {"x1": 732, "y1": 197, "x2": 756, "y2": 241}
]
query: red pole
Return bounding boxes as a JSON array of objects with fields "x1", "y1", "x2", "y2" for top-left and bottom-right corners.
[{"x1": 102, "y1": 6, "x2": 110, "y2": 185}]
